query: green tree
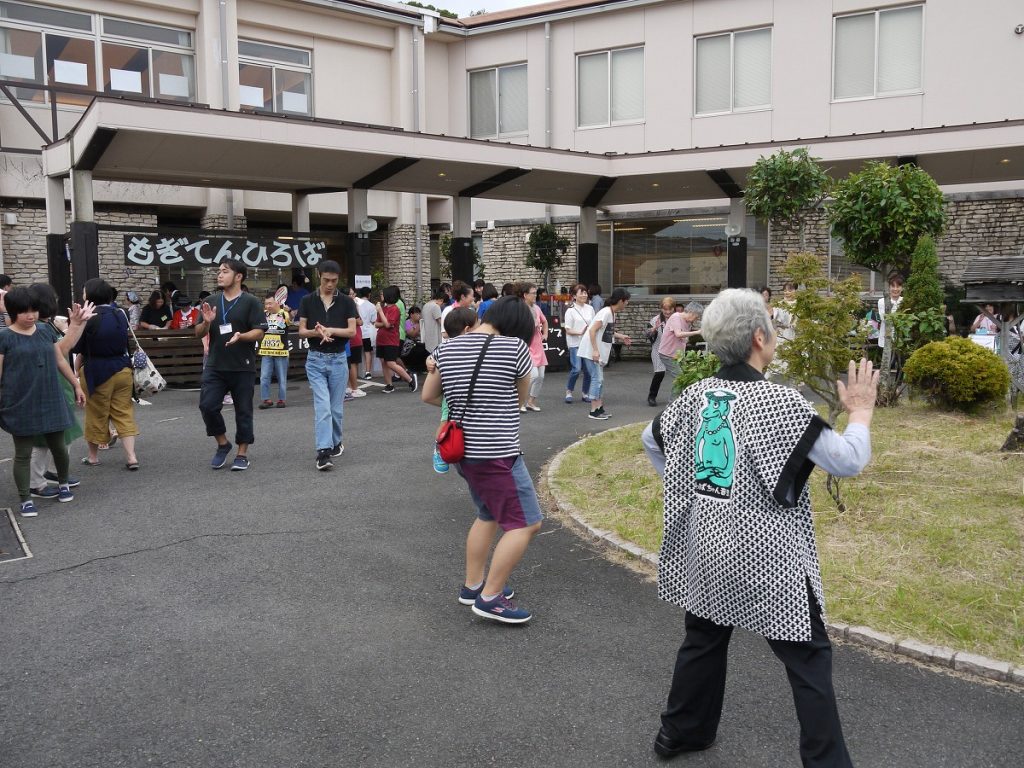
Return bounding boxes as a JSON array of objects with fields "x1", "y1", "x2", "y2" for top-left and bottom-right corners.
[
  {"x1": 438, "y1": 233, "x2": 484, "y2": 281},
  {"x1": 776, "y1": 251, "x2": 869, "y2": 426},
  {"x1": 525, "y1": 223, "x2": 570, "y2": 291},
  {"x1": 403, "y1": 2, "x2": 458, "y2": 19},
  {"x1": 743, "y1": 148, "x2": 831, "y2": 251},
  {"x1": 889, "y1": 235, "x2": 948, "y2": 356},
  {"x1": 828, "y1": 161, "x2": 946, "y2": 280}
]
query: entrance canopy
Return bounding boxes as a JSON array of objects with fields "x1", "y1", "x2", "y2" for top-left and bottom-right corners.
[{"x1": 43, "y1": 97, "x2": 1024, "y2": 209}]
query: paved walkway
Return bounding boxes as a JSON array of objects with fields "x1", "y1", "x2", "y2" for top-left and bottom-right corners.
[{"x1": 1, "y1": 361, "x2": 1021, "y2": 768}]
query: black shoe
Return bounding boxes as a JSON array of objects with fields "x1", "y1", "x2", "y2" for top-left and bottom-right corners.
[
  {"x1": 382, "y1": 384, "x2": 395, "y2": 393},
  {"x1": 648, "y1": 396, "x2": 658, "y2": 407},
  {"x1": 409, "y1": 373, "x2": 419, "y2": 392},
  {"x1": 653, "y1": 727, "x2": 714, "y2": 759},
  {"x1": 316, "y1": 449, "x2": 333, "y2": 471},
  {"x1": 331, "y1": 443, "x2": 344, "y2": 458}
]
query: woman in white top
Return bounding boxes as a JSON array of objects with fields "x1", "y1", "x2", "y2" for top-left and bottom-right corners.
[
  {"x1": 562, "y1": 283, "x2": 594, "y2": 403},
  {"x1": 577, "y1": 288, "x2": 632, "y2": 420},
  {"x1": 877, "y1": 274, "x2": 903, "y2": 350}
]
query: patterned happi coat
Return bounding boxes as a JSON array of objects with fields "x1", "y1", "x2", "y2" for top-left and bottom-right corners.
[{"x1": 655, "y1": 363, "x2": 829, "y2": 642}]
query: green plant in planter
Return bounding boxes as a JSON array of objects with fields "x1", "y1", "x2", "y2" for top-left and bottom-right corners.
[
  {"x1": 525, "y1": 223, "x2": 570, "y2": 291},
  {"x1": 904, "y1": 336, "x2": 1010, "y2": 412},
  {"x1": 672, "y1": 348, "x2": 720, "y2": 395}
]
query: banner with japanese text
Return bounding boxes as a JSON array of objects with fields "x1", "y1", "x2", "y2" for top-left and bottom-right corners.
[{"x1": 123, "y1": 234, "x2": 328, "y2": 269}]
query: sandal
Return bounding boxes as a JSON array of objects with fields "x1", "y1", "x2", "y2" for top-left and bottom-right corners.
[{"x1": 81, "y1": 457, "x2": 100, "y2": 466}]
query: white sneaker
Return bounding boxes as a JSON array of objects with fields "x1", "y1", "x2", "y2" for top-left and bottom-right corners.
[{"x1": 350, "y1": 389, "x2": 367, "y2": 398}]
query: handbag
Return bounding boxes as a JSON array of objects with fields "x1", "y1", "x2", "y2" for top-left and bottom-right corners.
[
  {"x1": 123, "y1": 311, "x2": 167, "y2": 397},
  {"x1": 436, "y1": 335, "x2": 493, "y2": 464},
  {"x1": 401, "y1": 338, "x2": 416, "y2": 357}
]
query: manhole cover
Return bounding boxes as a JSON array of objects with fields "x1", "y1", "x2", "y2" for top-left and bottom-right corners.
[{"x1": 0, "y1": 508, "x2": 32, "y2": 564}]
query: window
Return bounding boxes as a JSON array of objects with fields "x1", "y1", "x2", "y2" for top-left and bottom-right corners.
[
  {"x1": 238, "y1": 40, "x2": 311, "y2": 115},
  {"x1": 0, "y1": 3, "x2": 196, "y2": 106},
  {"x1": 695, "y1": 27, "x2": 771, "y2": 115},
  {"x1": 833, "y1": 5, "x2": 923, "y2": 100},
  {"x1": 469, "y1": 63, "x2": 527, "y2": 139},
  {"x1": 576, "y1": 47, "x2": 643, "y2": 128}
]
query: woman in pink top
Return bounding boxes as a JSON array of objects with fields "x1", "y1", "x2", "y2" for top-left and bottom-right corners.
[
  {"x1": 657, "y1": 301, "x2": 704, "y2": 379},
  {"x1": 517, "y1": 281, "x2": 548, "y2": 412}
]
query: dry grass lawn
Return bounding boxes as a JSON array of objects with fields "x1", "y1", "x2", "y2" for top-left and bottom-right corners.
[{"x1": 550, "y1": 402, "x2": 1024, "y2": 664}]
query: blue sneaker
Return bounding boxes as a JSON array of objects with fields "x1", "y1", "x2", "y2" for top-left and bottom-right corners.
[
  {"x1": 56, "y1": 484, "x2": 74, "y2": 503},
  {"x1": 471, "y1": 593, "x2": 532, "y2": 624},
  {"x1": 211, "y1": 442, "x2": 232, "y2": 470},
  {"x1": 44, "y1": 471, "x2": 80, "y2": 488},
  {"x1": 230, "y1": 455, "x2": 250, "y2": 471},
  {"x1": 31, "y1": 486, "x2": 60, "y2": 500},
  {"x1": 432, "y1": 446, "x2": 449, "y2": 474},
  {"x1": 459, "y1": 582, "x2": 514, "y2": 606},
  {"x1": 19, "y1": 500, "x2": 38, "y2": 518}
]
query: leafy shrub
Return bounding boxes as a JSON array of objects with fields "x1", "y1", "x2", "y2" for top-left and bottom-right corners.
[
  {"x1": 904, "y1": 337, "x2": 1010, "y2": 411},
  {"x1": 673, "y1": 349, "x2": 720, "y2": 395}
]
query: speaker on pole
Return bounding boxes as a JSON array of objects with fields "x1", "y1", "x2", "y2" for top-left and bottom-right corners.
[{"x1": 727, "y1": 236, "x2": 747, "y2": 289}]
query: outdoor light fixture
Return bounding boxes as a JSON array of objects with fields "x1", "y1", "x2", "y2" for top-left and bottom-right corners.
[
  {"x1": 999, "y1": 158, "x2": 1011, "y2": 164},
  {"x1": 437, "y1": 172, "x2": 447, "y2": 177},
  {"x1": 652, "y1": 182, "x2": 660, "y2": 187}
]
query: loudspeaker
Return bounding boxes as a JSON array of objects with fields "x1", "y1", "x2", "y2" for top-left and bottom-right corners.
[
  {"x1": 578, "y1": 242, "x2": 598, "y2": 287},
  {"x1": 47, "y1": 233, "x2": 72, "y2": 311},
  {"x1": 451, "y1": 237, "x2": 474, "y2": 284},
  {"x1": 346, "y1": 232, "x2": 371, "y2": 280},
  {"x1": 68, "y1": 222, "x2": 99, "y2": 305},
  {"x1": 727, "y1": 236, "x2": 747, "y2": 289}
]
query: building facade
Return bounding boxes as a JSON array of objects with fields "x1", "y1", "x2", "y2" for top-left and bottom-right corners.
[{"x1": 1, "y1": 0, "x2": 1022, "y2": 335}]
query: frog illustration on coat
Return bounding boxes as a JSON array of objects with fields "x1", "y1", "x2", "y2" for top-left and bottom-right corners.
[{"x1": 694, "y1": 389, "x2": 737, "y2": 497}]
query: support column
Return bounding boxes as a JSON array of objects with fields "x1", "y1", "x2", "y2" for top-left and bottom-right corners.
[
  {"x1": 45, "y1": 176, "x2": 72, "y2": 309},
  {"x1": 727, "y1": 198, "x2": 747, "y2": 289},
  {"x1": 347, "y1": 188, "x2": 371, "y2": 286},
  {"x1": 68, "y1": 170, "x2": 98, "y2": 305},
  {"x1": 291, "y1": 192, "x2": 310, "y2": 232},
  {"x1": 451, "y1": 196, "x2": 473, "y2": 285},
  {"x1": 577, "y1": 205, "x2": 598, "y2": 287}
]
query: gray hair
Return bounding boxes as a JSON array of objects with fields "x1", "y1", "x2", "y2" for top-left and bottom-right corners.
[
  {"x1": 683, "y1": 301, "x2": 704, "y2": 316},
  {"x1": 701, "y1": 288, "x2": 774, "y2": 366}
]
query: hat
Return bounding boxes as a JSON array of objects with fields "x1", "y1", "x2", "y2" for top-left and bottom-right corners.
[{"x1": 173, "y1": 293, "x2": 192, "y2": 308}]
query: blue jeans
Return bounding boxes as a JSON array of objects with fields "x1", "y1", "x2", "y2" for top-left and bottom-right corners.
[
  {"x1": 260, "y1": 356, "x2": 288, "y2": 401},
  {"x1": 566, "y1": 346, "x2": 592, "y2": 394},
  {"x1": 306, "y1": 351, "x2": 347, "y2": 451},
  {"x1": 581, "y1": 357, "x2": 604, "y2": 401}
]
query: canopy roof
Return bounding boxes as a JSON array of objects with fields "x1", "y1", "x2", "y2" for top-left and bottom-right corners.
[
  {"x1": 43, "y1": 97, "x2": 1024, "y2": 210},
  {"x1": 962, "y1": 256, "x2": 1024, "y2": 302}
]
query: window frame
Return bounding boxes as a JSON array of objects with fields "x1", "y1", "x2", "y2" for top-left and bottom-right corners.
[
  {"x1": 831, "y1": 4, "x2": 925, "y2": 103},
  {"x1": 693, "y1": 26, "x2": 773, "y2": 117},
  {"x1": 466, "y1": 61, "x2": 528, "y2": 140},
  {"x1": 575, "y1": 45, "x2": 645, "y2": 130},
  {"x1": 100, "y1": 16, "x2": 195, "y2": 101},
  {"x1": 237, "y1": 38, "x2": 313, "y2": 116}
]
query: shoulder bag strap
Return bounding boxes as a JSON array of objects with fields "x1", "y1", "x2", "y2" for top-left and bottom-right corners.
[
  {"x1": 121, "y1": 308, "x2": 143, "y2": 355},
  {"x1": 457, "y1": 334, "x2": 494, "y2": 425}
]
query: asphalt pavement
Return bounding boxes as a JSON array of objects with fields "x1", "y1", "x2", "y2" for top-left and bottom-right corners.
[{"x1": 1, "y1": 360, "x2": 1021, "y2": 768}]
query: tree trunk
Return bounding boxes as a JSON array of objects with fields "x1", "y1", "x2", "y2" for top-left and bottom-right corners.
[{"x1": 1001, "y1": 414, "x2": 1024, "y2": 452}]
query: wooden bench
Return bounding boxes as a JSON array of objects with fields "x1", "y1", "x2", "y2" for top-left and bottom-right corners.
[{"x1": 135, "y1": 329, "x2": 310, "y2": 388}]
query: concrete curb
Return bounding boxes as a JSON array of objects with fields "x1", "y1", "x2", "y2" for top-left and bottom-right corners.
[{"x1": 544, "y1": 426, "x2": 1023, "y2": 689}]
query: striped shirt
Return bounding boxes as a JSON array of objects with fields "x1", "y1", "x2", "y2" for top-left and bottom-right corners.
[{"x1": 433, "y1": 332, "x2": 533, "y2": 459}]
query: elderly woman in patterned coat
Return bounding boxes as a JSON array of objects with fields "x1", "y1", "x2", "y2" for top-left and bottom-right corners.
[{"x1": 641, "y1": 288, "x2": 879, "y2": 768}]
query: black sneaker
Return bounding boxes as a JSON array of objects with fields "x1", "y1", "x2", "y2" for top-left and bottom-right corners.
[
  {"x1": 409, "y1": 373, "x2": 419, "y2": 392},
  {"x1": 331, "y1": 444, "x2": 344, "y2": 458},
  {"x1": 588, "y1": 407, "x2": 610, "y2": 420},
  {"x1": 316, "y1": 449, "x2": 333, "y2": 471},
  {"x1": 382, "y1": 384, "x2": 395, "y2": 393},
  {"x1": 647, "y1": 396, "x2": 658, "y2": 407}
]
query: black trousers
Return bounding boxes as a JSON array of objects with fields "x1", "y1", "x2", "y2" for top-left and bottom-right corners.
[
  {"x1": 661, "y1": 586, "x2": 853, "y2": 768},
  {"x1": 199, "y1": 368, "x2": 256, "y2": 445},
  {"x1": 649, "y1": 371, "x2": 665, "y2": 399}
]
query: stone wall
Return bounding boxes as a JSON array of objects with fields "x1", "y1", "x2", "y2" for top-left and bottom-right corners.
[
  {"x1": 480, "y1": 222, "x2": 578, "y2": 292},
  {"x1": 98, "y1": 209, "x2": 159, "y2": 298},
  {"x1": 385, "y1": 224, "x2": 430, "y2": 302},
  {"x1": 0, "y1": 204, "x2": 49, "y2": 284},
  {"x1": 767, "y1": 209, "x2": 831, "y2": 290}
]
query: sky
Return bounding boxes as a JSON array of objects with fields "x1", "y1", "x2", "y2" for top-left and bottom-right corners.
[{"x1": 422, "y1": 0, "x2": 539, "y2": 19}]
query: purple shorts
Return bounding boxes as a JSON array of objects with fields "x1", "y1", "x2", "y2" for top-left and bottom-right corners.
[{"x1": 455, "y1": 455, "x2": 543, "y2": 532}]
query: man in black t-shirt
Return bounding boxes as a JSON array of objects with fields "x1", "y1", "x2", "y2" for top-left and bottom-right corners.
[
  {"x1": 297, "y1": 260, "x2": 359, "y2": 471},
  {"x1": 194, "y1": 260, "x2": 266, "y2": 471}
]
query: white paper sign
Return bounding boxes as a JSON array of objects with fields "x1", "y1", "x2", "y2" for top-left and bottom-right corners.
[
  {"x1": 969, "y1": 333, "x2": 996, "y2": 351},
  {"x1": 0, "y1": 52, "x2": 35, "y2": 80},
  {"x1": 158, "y1": 73, "x2": 189, "y2": 97},
  {"x1": 110, "y1": 68, "x2": 142, "y2": 93},
  {"x1": 54, "y1": 59, "x2": 88, "y2": 86},
  {"x1": 281, "y1": 90, "x2": 308, "y2": 113},
  {"x1": 354, "y1": 274, "x2": 372, "y2": 289},
  {"x1": 239, "y1": 84, "x2": 264, "y2": 107}
]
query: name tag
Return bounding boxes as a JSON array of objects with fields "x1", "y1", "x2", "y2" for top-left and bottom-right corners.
[{"x1": 219, "y1": 323, "x2": 233, "y2": 335}]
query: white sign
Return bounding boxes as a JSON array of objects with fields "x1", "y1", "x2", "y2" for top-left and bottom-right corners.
[
  {"x1": 124, "y1": 234, "x2": 328, "y2": 268},
  {"x1": 54, "y1": 59, "x2": 88, "y2": 86},
  {"x1": 110, "y1": 68, "x2": 142, "y2": 93},
  {"x1": 239, "y1": 85, "x2": 264, "y2": 107},
  {"x1": 158, "y1": 73, "x2": 189, "y2": 98},
  {"x1": 281, "y1": 90, "x2": 308, "y2": 114},
  {"x1": 969, "y1": 333, "x2": 996, "y2": 351},
  {"x1": 354, "y1": 274, "x2": 372, "y2": 289},
  {"x1": 0, "y1": 52, "x2": 36, "y2": 80}
]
